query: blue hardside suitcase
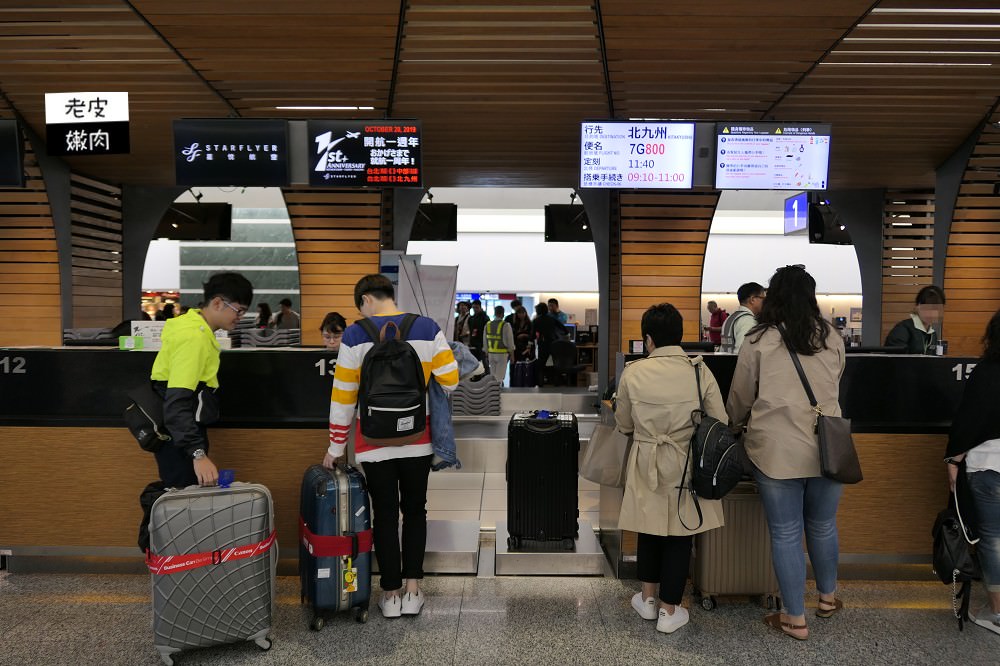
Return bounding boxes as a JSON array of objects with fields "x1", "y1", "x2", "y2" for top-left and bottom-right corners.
[{"x1": 299, "y1": 464, "x2": 373, "y2": 629}]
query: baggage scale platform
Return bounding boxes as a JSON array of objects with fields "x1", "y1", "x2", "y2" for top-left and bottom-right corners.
[{"x1": 494, "y1": 519, "x2": 605, "y2": 576}]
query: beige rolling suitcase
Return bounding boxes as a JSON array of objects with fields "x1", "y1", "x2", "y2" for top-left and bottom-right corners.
[{"x1": 690, "y1": 481, "x2": 780, "y2": 610}]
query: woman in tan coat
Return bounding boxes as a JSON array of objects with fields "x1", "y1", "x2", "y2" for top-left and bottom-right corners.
[
  {"x1": 726, "y1": 265, "x2": 846, "y2": 641},
  {"x1": 616, "y1": 303, "x2": 727, "y2": 634}
]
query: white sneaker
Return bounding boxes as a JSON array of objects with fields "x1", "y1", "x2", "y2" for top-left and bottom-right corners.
[
  {"x1": 973, "y1": 605, "x2": 1000, "y2": 635},
  {"x1": 631, "y1": 592, "x2": 657, "y2": 620},
  {"x1": 378, "y1": 593, "x2": 401, "y2": 619},
  {"x1": 400, "y1": 589, "x2": 425, "y2": 616},
  {"x1": 656, "y1": 606, "x2": 689, "y2": 634}
]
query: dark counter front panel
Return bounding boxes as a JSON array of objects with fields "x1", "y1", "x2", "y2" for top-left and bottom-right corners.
[{"x1": 0, "y1": 348, "x2": 337, "y2": 427}]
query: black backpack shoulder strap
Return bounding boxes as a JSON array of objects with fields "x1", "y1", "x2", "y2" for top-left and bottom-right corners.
[
  {"x1": 692, "y1": 359, "x2": 706, "y2": 413},
  {"x1": 357, "y1": 317, "x2": 381, "y2": 343},
  {"x1": 397, "y1": 313, "x2": 419, "y2": 342}
]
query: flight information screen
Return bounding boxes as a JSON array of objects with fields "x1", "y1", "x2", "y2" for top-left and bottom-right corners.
[
  {"x1": 580, "y1": 121, "x2": 695, "y2": 189},
  {"x1": 715, "y1": 123, "x2": 831, "y2": 190}
]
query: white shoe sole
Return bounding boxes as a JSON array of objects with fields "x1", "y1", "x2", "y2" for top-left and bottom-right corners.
[{"x1": 974, "y1": 617, "x2": 1000, "y2": 636}]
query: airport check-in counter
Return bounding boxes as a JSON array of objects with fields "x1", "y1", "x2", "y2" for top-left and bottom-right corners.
[
  {"x1": 0, "y1": 346, "x2": 600, "y2": 575},
  {"x1": 599, "y1": 352, "x2": 975, "y2": 579}
]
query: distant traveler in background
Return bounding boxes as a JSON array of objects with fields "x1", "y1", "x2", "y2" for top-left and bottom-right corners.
[
  {"x1": 885, "y1": 285, "x2": 946, "y2": 355},
  {"x1": 616, "y1": 303, "x2": 726, "y2": 635},
  {"x1": 484, "y1": 305, "x2": 515, "y2": 383},
  {"x1": 504, "y1": 298, "x2": 522, "y2": 326},
  {"x1": 161, "y1": 303, "x2": 176, "y2": 320},
  {"x1": 703, "y1": 301, "x2": 728, "y2": 346},
  {"x1": 320, "y1": 311, "x2": 347, "y2": 353},
  {"x1": 721, "y1": 282, "x2": 766, "y2": 354},
  {"x1": 511, "y1": 305, "x2": 533, "y2": 362},
  {"x1": 274, "y1": 298, "x2": 300, "y2": 329},
  {"x1": 150, "y1": 272, "x2": 253, "y2": 488},
  {"x1": 945, "y1": 308, "x2": 1000, "y2": 636},
  {"x1": 255, "y1": 302, "x2": 273, "y2": 329},
  {"x1": 468, "y1": 299, "x2": 490, "y2": 360},
  {"x1": 533, "y1": 302, "x2": 566, "y2": 386},
  {"x1": 726, "y1": 265, "x2": 846, "y2": 641},
  {"x1": 547, "y1": 298, "x2": 568, "y2": 324},
  {"x1": 454, "y1": 301, "x2": 471, "y2": 346},
  {"x1": 325, "y1": 274, "x2": 458, "y2": 619},
  {"x1": 153, "y1": 308, "x2": 167, "y2": 321}
]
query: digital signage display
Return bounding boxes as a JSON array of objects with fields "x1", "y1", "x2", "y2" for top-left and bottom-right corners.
[
  {"x1": 173, "y1": 119, "x2": 289, "y2": 187},
  {"x1": 580, "y1": 121, "x2": 695, "y2": 189},
  {"x1": 0, "y1": 120, "x2": 23, "y2": 187},
  {"x1": 783, "y1": 192, "x2": 809, "y2": 235},
  {"x1": 308, "y1": 120, "x2": 421, "y2": 187},
  {"x1": 715, "y1": 123, "x2": 831, "y2": 190}
]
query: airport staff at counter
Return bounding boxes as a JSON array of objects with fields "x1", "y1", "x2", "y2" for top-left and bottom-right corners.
[
  {"x1": 0, "y1": 343, "x2": 980, "y2": 576},
  {"x1": 885, "y1": 285, "x2": 946, "y2": 356}
]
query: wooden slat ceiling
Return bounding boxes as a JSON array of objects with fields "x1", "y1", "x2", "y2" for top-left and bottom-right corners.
[{"x1": 1, "y1": 1, "x2": 1000, "y2": 189}]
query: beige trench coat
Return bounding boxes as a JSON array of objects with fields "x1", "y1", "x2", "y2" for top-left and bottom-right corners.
[
  {"x1": 615, "y1": 346, "x2": 727, "y2": 536},
  {"x1": 725, "y1": 325, "x2": 845, "y2": 479}
]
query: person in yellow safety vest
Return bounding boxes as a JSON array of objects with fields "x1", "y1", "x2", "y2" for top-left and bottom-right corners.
[{"x1": 484, "y1": 305, "x2": 516, "y2": 384}]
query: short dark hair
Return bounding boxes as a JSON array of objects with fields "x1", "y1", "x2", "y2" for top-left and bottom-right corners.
[
  {"x1": 983, "y1": 309, "x2": 1000, "y2": 362},
  {"x1": 320, "y1": 311, "x2": 347, "y2": 334},
  {"x1": 494, "y1": 305, "x2": 505, "y2": 317},
  {"x1": 916, "y1": 285, "x2": 945, "y2": 306},
  {"x1": 548, "y1": 298, "x2": 559, "y2": 306},
  {"x1": 354, "y1": 274, "x2": 394, "y2": 310},
  {"x1": 535, "y1": 303, "x2": 548, "y2": 317},
  {"x1": 641, "y1": 303, "x2": 683, "y2": 348},
  {"x1": 510, "y1": 299, "x2": 521, "y2": 308},
  {"x1": 203, "y1": 272, "x2": 253, "y2": 307},
  {"x1": 279, "y1": 298, "x2": 292, "y2": 307},
  {"x1": 737, "y1": 282, "x2": 766, "y2": 305},
  {"x1": 472, "y1": 299, "x2": 482, "y2": 307}
]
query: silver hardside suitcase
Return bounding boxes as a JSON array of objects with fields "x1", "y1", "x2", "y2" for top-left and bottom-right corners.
[{"x1": 147, "y1": 483, "x2": 277, "y2": 666}]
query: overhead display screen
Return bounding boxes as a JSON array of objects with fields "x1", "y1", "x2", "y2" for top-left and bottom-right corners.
[
  {"x1": 308, "y1": 120, "x2": 421, "y2": 187},
  {"x1": 715, "y1": 123, "x2": 831, "y2": 190},
  {"x1": 173, "y1": 119, "x2": 289, "y2": 187},
  {"x1": 580, "y1": 121, "x2": 695, "y2": 189}
]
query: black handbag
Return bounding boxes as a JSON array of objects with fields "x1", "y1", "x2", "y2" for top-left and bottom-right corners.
[
  {"x1": 123, "y1": 382, "x2": 171, "y2": 452},
  {"x1": 777, "y1": 325, "x2": 863, "y2": 484},
  {"x1": 932, "y1": 487, "x2": 981, "y2": 630}
]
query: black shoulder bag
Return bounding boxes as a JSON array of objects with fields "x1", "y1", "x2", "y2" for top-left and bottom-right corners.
[
  {"x1": 123, "y1": 382, "x2": 171, "y2": 452},
  {"x1": 932, "y1": 483, "x2": 981, "y2": 630},
  {"x1": 777, "y1": 325, "x2": 863, "y2": 484}
]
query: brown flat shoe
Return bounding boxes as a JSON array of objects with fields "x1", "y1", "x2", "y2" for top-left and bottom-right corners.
[
  {"x1": 764, "y1": 612, "x2": 808, "y2": 640},
  {"x1": 816, "y1": 598, "x2": 843, "y2": 618}
]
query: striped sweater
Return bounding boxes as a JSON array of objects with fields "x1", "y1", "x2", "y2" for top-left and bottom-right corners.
[{"x1": 328, "y1": 312, "x2": 459, "y2": 463}]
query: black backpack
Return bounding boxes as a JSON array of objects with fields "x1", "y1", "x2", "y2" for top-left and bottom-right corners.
[
  {"x1": 688, "y1": 361, "x2": 743, "y2": 500},
  {"x1": 357, "y1": 314, "x2": 427, "y2": 446}
]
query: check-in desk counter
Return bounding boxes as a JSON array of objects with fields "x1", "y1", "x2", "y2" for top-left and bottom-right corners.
[
  {"x1": 599, "y1": 353, "x2": 975, "y2": 579},
  {"x1": 0, "y1": 347, "x2": 602, "y2": 574}
]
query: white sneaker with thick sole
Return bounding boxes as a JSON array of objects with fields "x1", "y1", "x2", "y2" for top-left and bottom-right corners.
[
  {"x1": 401, "y1": 589, "x2": 425, "y2": 616},
  {"x1": 656, "y1": 606, "x2": 689, "y2": 634},
  {"x1": 378, "y1": 593, "x2": 402, "y2": 619},
  {"x1": 973, "y1": 605, "x2": 1000, "y2": 635},
  {"x1": 631, "y1": 592, "x2": 657, "y2": 620}
]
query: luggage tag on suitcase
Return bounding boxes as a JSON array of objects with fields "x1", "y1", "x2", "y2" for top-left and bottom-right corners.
[{"x1": 343, "y1": 557, "x2": 358, "y2": 593}]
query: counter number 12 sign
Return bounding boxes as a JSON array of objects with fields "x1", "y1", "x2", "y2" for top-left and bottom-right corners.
[{"x1": 0, "y1": 356, "x2": 26, "y2": 374}]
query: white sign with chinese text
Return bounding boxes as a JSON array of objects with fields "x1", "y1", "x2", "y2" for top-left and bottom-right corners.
[{"x1": 45, "y1": 92, "x2": 129, "y2": 125}]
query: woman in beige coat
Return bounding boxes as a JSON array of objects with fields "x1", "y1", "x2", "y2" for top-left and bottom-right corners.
[
  {"x1": 616, "y1": 303, "x2": 727, "y2": 634},
  {"x1": 726, "y1": 265, "x2": 846, "y2": 641}
]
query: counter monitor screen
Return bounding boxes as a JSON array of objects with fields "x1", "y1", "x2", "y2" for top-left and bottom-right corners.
[
  {"x1": 580, "y1": 121, "x2": 695, "y2": 189},
  {"x1": 155, "y1": 203, "x2": 233, "y2": 241},
  {"x1": 544, "y1": 204, "x2": 592, "y2": 242},
  {"x1": 715, "y1": 123, "x2": 831, "y2": 190},
  {"x1": 411, "y1": 203, "x2": 457, "y2": 241},
  {"x1": 0, "y1": 119, "x2": 23, "y2": 187}
]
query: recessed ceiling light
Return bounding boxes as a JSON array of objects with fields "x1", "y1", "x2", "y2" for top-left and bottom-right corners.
[{"x1": 275, "y1": 105, "x2": 376, "y2": 111}]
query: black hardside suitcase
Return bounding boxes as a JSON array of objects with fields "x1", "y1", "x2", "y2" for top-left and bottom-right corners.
[
  {"x1": 510, "y1": 360, "x2": 536, "y2": 387},
  {"x1": 506, "y1": 410, "x2": 579, "y2": 550},
  {"x1": 299, "y1": 464, "x2": 373, "y2": 629}
]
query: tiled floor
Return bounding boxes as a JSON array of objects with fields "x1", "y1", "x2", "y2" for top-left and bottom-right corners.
[
  {"x1": 426, "y1": 472, "x2": 601, "y2": 530},
  {"x1": 0, "y1": 571, "x2": 997, "y2": 665}
]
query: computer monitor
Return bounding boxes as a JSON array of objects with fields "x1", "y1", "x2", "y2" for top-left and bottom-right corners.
[
  {"x1": 563, "y1": 323, "x2": 577, "y2": 342},
  {"x1": 628, "y1": 339, "x2": 645, "y2": 355}
]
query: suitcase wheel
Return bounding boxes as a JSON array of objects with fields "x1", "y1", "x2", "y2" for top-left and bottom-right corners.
[
  {"x1": 310, "y1": 615, "x2": 325, "y2": 631},
  {"x1": 764, "y1": 595, "x2": 781, "y2": 611},
  {"x1": 700, "y1": 596, "x2": 717, "y2": 611},
  {"x1": 562, "y1": 538, "x2": 575, "y2": 551},
  {"x1": 355, "y1": 607, "x2": 369, "y2": 624},
  {"x1": 507, "y1": 535, "x2": 522, "y2": 550},
  {"x1": 255, "y1": 637, "x2": 272, "y2": 651}
]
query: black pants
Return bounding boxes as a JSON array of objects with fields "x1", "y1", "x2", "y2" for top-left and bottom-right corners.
[
  {"x1": 636, "y1": 532, "x2": 694, "y2": 605},
  {"x1": 362, "y1": 454, "x2": 433, "y2": 591},
  {"x1": 153, "y1": 435, "x2": 205, "y2": 488},
  {"x1": 535, "y1": 343, "x2": 551, "y2": 386}
]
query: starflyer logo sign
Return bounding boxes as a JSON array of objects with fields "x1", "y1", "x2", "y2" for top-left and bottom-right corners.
[
  {"x1": 308, "y1": 120, "x2": 422, "y2": 187},
  {"x1": 173, "y1": 119, "x2": 289, "y2": 187}
]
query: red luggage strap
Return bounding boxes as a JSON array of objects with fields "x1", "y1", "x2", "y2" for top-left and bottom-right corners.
[
  {"x1": 299, "y1": 516, "x2": 373, "y2": 558},
  {"x1": 146, "y1": 529, "x2": 276, "y2": 575}
]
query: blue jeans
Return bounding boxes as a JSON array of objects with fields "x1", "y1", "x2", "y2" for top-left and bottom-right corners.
[
  {"x1": 968, "y1": 470, "x2": 1000, "y2": 593},
  {"x1": 753, "y1": 469, "x2": 844, "y2": 617}
]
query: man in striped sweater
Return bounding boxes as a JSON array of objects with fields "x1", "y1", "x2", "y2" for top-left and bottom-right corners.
[{"x1": 323, "y1": 273, "x2": 458, "y2": 619}]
